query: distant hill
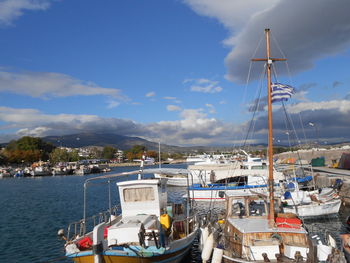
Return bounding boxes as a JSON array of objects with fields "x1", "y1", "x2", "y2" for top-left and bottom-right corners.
[{"x1": 42, "y1": 133, "x2": 186, "y2": 152}]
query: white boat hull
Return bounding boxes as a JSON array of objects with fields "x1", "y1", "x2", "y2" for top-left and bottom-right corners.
[
  {"x1": 186, "y1": 185, "x2": 282, "y2": 202},
  {"x1": 282, "y1": 198, "x2": 341, "y2": 217}
]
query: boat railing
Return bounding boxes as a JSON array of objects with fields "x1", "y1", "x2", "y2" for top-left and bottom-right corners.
[
  {"x1": 66, "y1": 204, "x2": 121, "y2": 241},
  {"x1": 171, "y1": 214, "x2": 196, "y2": 240}
]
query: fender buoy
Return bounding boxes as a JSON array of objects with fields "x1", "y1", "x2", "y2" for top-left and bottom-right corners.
[
  {"x1": 211, "y1": 247, "x2": 224, "y2": 263},
  {"x1": 200, "y1": 227, "x2": 209, "y2": 251},
  {"x1": 76, "y1": 236, "x2": 92, "y2": 250},
  {"x1": 201, "y1": 233, "x2": 214, "y2": 262}
]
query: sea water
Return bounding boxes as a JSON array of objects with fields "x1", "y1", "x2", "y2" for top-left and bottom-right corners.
[{"x1": 0, "y1": 164, "x2": 349, "y2": 263}]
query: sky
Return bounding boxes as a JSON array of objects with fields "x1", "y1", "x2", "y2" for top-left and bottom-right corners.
[{"x1": 0, "y1": 0, "x2": 350, "y2": 147}]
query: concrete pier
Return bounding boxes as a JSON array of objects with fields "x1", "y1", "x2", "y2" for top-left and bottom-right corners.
[
  {"x1": 305, "y1": 167, "x2": 350, "y2": 206},
  {"x1": 275, "y1": 147, "x2": 350, "y2": 166}
]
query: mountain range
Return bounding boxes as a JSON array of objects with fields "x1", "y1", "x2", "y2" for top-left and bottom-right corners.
[
  {"x1": 42, "y1": 133, "x2": 186, "y2": 152},
  {"x1": 41, "y1": 132, "x2": 240, "y2": 153}
]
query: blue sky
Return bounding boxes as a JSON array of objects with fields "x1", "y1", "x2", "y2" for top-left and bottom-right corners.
[{"x1": 0, "y1": 0, "x2": 350, "y2": 146}]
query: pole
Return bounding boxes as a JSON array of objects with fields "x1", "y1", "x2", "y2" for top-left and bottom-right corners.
[
  {"x1": 159, "y1": 141, "x2": 161, "y2": 169},
  {"x1": 265, "y1": 28, "x2": 275, "y2": 227},
  {"x1": 252, "y1": 29, "x2": 286, "y2": 228}
]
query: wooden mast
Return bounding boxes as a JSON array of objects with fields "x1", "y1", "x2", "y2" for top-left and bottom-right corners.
[{"x1": 252, "y1": 28, "x2": 286, "y2": 226}]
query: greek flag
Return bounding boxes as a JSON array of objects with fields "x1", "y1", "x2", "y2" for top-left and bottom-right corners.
[{"x1": 271, "y1": 83, "x2": 294, "y2": 103}]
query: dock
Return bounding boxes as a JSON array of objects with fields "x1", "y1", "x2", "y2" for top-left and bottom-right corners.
[{"x1": 305, "y1": 166, "x2": 350, "y2": 205}]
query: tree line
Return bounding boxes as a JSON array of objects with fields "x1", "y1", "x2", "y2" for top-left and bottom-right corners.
[{"x1": 0, "y1": 136, "x2": 184, "y2": 165}]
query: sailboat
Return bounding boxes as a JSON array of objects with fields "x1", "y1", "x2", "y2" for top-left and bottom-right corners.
[
  {"x1": 211, "y1": 28, "x2": 341, "y2": 262},
  {"x1": 58, "y1": 168, "x2": 199, "y2": 263}
]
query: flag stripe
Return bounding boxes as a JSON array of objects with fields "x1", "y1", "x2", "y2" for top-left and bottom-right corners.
[{"x1": 271, "y1": 83, "x2": 294, "y2": 103}]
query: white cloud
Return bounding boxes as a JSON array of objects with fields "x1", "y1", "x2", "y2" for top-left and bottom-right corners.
[
  {"x1": 163, "y1": 96, "x2": 176, "y2": 100},
  {"x1": 0, "y1": 0, "x2": 51, "y2": 26},
  {"x1": 205, "y1": 103, "x2": 216, "y2": 114},
  {"x1": 146, "y1": 91, "x2": 156, "y2": 97},
  {"x1": 184, "y1": 0, "x2": 277, "y2": 30},
  {"x1": 0, "y1": 106, "x2": 241, "y2": 146},
  {"x1": 163, "y1": 96, "x2": 181, "y2": 103},
  {"x1": 106, "y1": 100, "x2": 120, "y2": 109},
  {"x1": 2, "y1": 99, "x2": 350, "y2": 146},
  {"x1": 0, "y1": 106, "x2": 101, "y2": 126},
  {"x1": 287, "y1": 100, "x2": 350, "y2": 114},
  {"x1": 185, "y1": 78, "x2": 223, "y2": 93},
  {"x1": 293, "y1": 90, "x2": 309, "y2": 102},
  {"x1": 166, "y1": 105, "x2": 182, "y2": 112},
  {"x1": 146, "y1": 107, "x2": 238, "y2": 145},
  {"x1": 16, "y1": 126, "x2": 52, "y2": 137},
  {"x1": 0, "y1": 70, "x2": 127, "y2": 100},
  {"x1": 0, "y1": 106, "x2": 146, "y2": 142},
  {"x1": 184, "y1": 0, "x2": 350, "y2": 83}
]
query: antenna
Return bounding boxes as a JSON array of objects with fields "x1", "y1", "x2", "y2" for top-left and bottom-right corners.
[{"x1": 138, "y1": 151, "x2": 146, "y2": 180}]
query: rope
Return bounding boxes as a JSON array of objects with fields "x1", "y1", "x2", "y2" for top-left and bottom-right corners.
[{"x1": 241, "y1": 65, "x2": 266, "y2": 150}]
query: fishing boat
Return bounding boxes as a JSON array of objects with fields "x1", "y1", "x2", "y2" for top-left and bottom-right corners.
[
  {"x1": 220, "y1": 194, "x2": 312, "y2": 262},
  {"x1": 184, "y1": 159, "x2": 287, "y2": 201},
  {"x1": 58, "y1": 168, "x2": 198, "y2": 263},
  {"x1": 200, "y1": 28, "x2": 343, "y2": 262},
  {"x1": 281, "y1": 185, "x2": 341, "y2": 217},
  {"x1": 185, "y1": 174, "x2": 284, "y2": 202},
  {"x1": 74, "y1": 165, "x2": 91, "y2": 175},
  {"x1": 159, "y1": 150, "x2": 280, "y2": 188},
  {"x1": 279, "y1": 164, "x2": 342, "y2": 217}
]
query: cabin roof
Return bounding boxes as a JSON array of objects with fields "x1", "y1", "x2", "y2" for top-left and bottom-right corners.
[
  {"x1": 84, "y1": 168, "x2": 188, "y2": 184},
  {"x1": 117, "y1": 178, "x2": 163, "y2": 187},
  {"x1": 227, "y1": 218, "x2": 307, "y2": 234}
]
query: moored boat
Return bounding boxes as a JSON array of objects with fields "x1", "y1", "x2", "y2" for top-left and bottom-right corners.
[
  {"x1": 200, "y1": 28, "x2": 345, "y2": 262},
  {"x1": 58, "y1": 168, "x2": 199, "y2": 263},
  {"x1": 279, "y1": 165, "x2": 342, "y2": 217}
]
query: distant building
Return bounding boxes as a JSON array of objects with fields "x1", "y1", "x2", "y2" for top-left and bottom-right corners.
[{"x1": 111, "y1": 150, "x2": 124, "y2": 163}]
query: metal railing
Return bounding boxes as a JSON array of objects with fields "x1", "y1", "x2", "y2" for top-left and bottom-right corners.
[
  {"x1": 66, "y1": 204, "x2": 121, "y2": 241},
  {"x1": 171, "y1": 214, "x2": 197, "y2": 240}
]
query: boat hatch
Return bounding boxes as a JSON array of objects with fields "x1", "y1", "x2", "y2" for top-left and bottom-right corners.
[{"x1": 107, "y1": 214, "x2": 159, "y2": 247}]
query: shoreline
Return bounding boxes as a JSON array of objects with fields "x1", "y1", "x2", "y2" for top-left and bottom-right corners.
[{"x1": 108, "y1": 159, "x2": 187, "y2": 167}]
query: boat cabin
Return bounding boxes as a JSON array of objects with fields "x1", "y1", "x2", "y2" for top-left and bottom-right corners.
[
  {"x1": 223, "y1": 194, "x2": 310, "y2": 261},
  {"x1": 106, "y1": 178, "x2": 168, "y2": 247},
  {"x1": 117, "y1": 178, "x2": 167, "y2": 218}
]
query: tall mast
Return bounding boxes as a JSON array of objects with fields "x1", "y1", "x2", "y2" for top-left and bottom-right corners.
[{"x1": 252, "y1": 28, "x2": 286, "y2": 226}]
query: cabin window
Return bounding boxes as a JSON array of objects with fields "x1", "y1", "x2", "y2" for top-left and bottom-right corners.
[
  {"x1": 249, "y1": 201, "x2": 266, "y2": 216},
  {"x1": 232, "y1": 202, "x2": 245, "y2": 216},
  {"x1": 123, "y1": 187, "x2": 155, "y2": 202}
]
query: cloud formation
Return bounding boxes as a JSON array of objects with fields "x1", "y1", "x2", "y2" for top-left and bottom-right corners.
[
  {"x1": 184, "y1": 0, "x2": 350, "y2": 83},
  {"x1": 205, "y1": 103, "x2": 216, "y2": 114},
  {"x1": 146, "y1": 91, "x2": 156, "y2": 97},
  {"x1": 163, "y1": 96, "x2": 181, "y2": 103},
  {"x1": 184, "y1": 78, "x2": 223, "y2": 93},
  {"x1": 0, "y1": 106, "x2": 241, "y2": 146},
  {"x1": 0, "y1": 70, "x2": 126, "y2": 99},
  {"x1": 2, "y1": 97, "x2": 350, "y2": 146},
  {"x1": 167, "y1": 105, "x2": 182, "y2": 112},
  {"x1": 0, "y1": 0, "x2": 51, "y2": 26}
]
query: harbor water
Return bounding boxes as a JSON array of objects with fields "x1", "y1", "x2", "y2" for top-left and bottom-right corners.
[{"x1": 0, "y1": 163, "x2": 349, "y2": 263}]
